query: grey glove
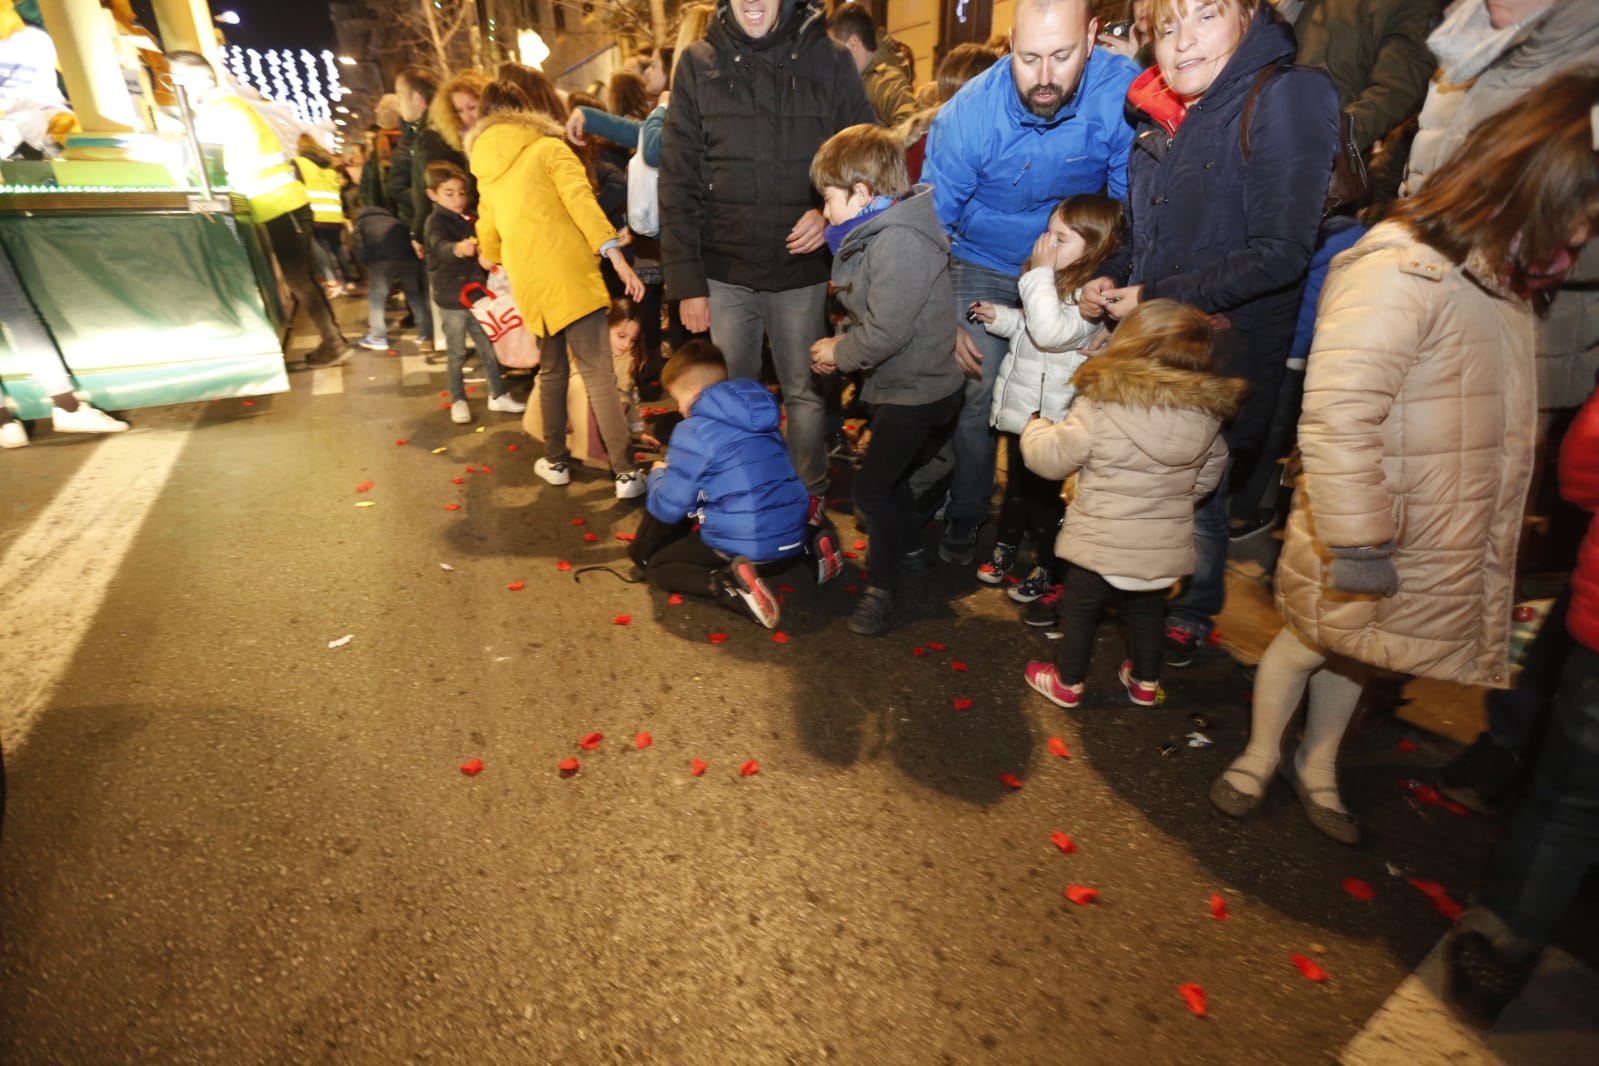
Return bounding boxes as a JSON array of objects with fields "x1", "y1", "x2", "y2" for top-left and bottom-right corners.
[{"x1": 1327, "y1": 543, "x2": 1399, "y2": 597}]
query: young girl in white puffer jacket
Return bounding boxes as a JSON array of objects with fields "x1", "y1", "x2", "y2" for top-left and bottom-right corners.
[{"x1": 969, "y1": 194, "x2": 1123, "y2": 604}]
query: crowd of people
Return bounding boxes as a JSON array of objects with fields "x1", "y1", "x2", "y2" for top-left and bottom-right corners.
[{"x1": 5, "y1": 0, "x2": 1597, "y2": 1028}]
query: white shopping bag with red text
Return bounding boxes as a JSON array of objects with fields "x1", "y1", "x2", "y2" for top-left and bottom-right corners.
[{"x1": 462, "y1": 268, "x2": 539, "y2": 369}]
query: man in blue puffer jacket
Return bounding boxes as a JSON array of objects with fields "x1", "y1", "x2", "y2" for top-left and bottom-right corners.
[
  {"x1": 921, "y1": 0, "x2": 1139, "y2": 565},
  {"x1": 628, "y1": 341, "x2": 810, "y2": 629}
]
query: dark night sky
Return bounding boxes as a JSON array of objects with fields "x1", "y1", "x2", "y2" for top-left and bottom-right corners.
[{"x1": 129, "y1": 0, "x2": 337, "y2": 54}]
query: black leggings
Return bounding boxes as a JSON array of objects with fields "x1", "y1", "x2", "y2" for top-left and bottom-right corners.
[
  {"x1": 628, "y1": 512, "x2": 728, "y2": 595},
  {"x1": 1054, "y1": 562, "x2": 1169, "y2": 685},
  {"x1": 854, "y1": 389, "x2": 962, "y2": 590},
  {"x1": 264, "y1": 207, "x2": 342, "y2": 348},
  {"x1": 995, "y1": 432, "x2": 1064, "y2": 569}
]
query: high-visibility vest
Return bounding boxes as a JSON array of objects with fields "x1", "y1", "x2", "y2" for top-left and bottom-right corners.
[
  {"x1": 293, "y1": 156, "x2": 345, "y2": 225},
  {"x1": 199, "y1": 95, "x2": 309, "y2": 224}
]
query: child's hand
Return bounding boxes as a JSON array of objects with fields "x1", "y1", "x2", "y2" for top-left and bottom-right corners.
[
  {"x1": 1031, "y1": 231, "x2": 1056, "y2": 269},
  {"x1": 478, "y1": 254, "x2": 496, "y2": 271},
  {"x1": 809, "y1": 335, "x2": 839, "y2": 374},
  {"x1": 967, "y1": 300, "x2": 996, "y2": 324},
  {"x1": 651, "y1": 460, "x2": 667, "y2": 472},
  {"x1": 454, "y1": 237, "x2": 478, "y2": 258},
  {"x1": 1079, "y1": 276, "x2": 1117, "y2": 321},
  {"x1": 1077, "y1": 325, "x2": 1112, "y2": 356}
]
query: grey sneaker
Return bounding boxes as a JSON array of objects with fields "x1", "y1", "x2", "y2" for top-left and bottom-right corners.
[
  {"x1": 937, "y1": 520, "x2": 978, "y2": 565},
  {"x1": 848, "y1": 586, "x2": 895, "y2": 636}
]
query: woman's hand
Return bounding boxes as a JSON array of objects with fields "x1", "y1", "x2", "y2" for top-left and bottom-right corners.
[
  {"x1": 786, "y1": 209, "x2": 827, "y2": 255},
  {"x1": 607, "y1": 248, "x2": 645, "y2": 301},
  {"x1": 967, "y1": 300, "x2": 996, "y2": 324},
  {"x1": 1078, "y1": 276, "x2": 1117, "y2": 321},
  {"x1": 615, "y1": 226, "x2": 633, "y2": 248},
  {"x1": 564, "y1": 108, "x2": 586, "y2": 146},
  {"x1": 809, "y1": 335, "x2": 839, "y2": 374},
  {"x1": 1101, "y1": 284, "x2": 1143, "y2": 321}
]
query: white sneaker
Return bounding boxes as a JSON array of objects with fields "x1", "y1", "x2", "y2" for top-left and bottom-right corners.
[
  {"x1": 0, "y1": 420, "x2": 28, "y2": 448},
  {"x1": 450, "y1": 399, "x2": 472, "y2": 425},
  {"x1": 534, "y1": 457, "x2": 571, "y2": 486},
  {"x1": 614, "y1": 469, "x2": 647, "y2": 500},
  {"x1": 52, "y1": 405, "x2": 128, "y2": 434},
  {"x1": 487, "y1": 392, "x2": 526, "y2": 414}
]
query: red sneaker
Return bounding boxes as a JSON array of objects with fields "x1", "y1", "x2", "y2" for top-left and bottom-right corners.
[
  {"x1": 1118, "y1": 660, "x2": 1160, "y2": 707},
  {"x1": 1024, "y1": 661, "x2": 1082, "y2": 709}
]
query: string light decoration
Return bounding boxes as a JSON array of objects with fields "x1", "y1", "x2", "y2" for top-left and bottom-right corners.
[{"x1": 224, "y1": 48, "x2": 349, "y2": 126}]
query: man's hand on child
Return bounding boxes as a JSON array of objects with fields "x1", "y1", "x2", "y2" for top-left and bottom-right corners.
[
  {"x1": 786, "y1": 209, "x2": 827, "y2": 255},
  {"x1": 809, "y1": 335, "x2": 840, "y2": 374}
]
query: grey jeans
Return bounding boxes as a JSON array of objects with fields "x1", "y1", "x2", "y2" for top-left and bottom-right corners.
[
  {"x1": 538, "y1": 308, "x2": 633, "y2": 474},
  {"x1": 946, "y1": 257, "x2": 1022, "y2": 527},
  {"x1": 706, "y1": 278, "x2": 829, "y2": 496}
]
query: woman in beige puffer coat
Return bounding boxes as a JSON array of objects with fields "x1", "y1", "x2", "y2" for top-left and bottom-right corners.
[{"x1": 1211, "y1": 71, "x2": 1599, "y2": 845}]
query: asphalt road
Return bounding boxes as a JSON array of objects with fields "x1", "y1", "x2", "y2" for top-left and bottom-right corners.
[{"x1": 0, "y1": 334, "x2": 1525, "y2": 1064}]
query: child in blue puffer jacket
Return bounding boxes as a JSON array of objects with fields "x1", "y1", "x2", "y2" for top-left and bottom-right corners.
[{"x1": 626, "y1": 340, "x2": 809, "y2": 629}]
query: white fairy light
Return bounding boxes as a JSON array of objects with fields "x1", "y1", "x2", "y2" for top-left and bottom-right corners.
[{"x1": 246, "y1": 48, "x2": 267, "y2": 98}]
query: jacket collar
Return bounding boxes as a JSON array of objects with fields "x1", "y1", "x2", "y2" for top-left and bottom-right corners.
[
  {"x1": 1128, "y1": 67, "x2": 1186, "y2": 135},
  {"x1": 708, "y1": 0, "x2": 820, "y2": 55}
]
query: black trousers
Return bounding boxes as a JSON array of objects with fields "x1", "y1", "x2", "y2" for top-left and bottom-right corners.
[
  {"x1": 628, "y1": 512, "x2": 729, "y2": 596},
  {"x1": 854, "y1": 389, "x2": 962, "y2": 590},
  {"x1": 995, "y1": 432, "x2": 1064, "y2": 569},
  {"x1": 264, "y1": 206, "x2": 342, "y2": 348},
  {"x1": 1054, "y1": 562, "x2": 1169, "y2": 685}
]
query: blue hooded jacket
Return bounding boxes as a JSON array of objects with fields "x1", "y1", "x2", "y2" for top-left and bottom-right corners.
[
  {"x1": 646, "y1": 379, "x2": 810, "y2": 561},
  {"x1": 923, "y1": 46, "x2": 1138, "y2": 276}
]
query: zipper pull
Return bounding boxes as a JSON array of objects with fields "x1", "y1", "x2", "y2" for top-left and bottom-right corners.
[{"x1": 1013, "y1": 161, "x2": 1031, "y2": 185}]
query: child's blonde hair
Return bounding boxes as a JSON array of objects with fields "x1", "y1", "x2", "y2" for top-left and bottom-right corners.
[
  {"x1": 1102, "y1": 299, "x2": 1217, "y2": 373},
  {"x1": 1035, "y1": 194, "x2": 1123, "y2": 303}
]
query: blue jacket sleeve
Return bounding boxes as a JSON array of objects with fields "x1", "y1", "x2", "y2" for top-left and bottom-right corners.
[
  {"x1": 579, "y1": 107, "x2": 642, "y2": 150},
  {"x1": 922, "y1": 102, "x2": 978, "y2": 235},
  {"x1": 646, "y1": 418, "x2": 713, "y2": 523},
  {"x1": 1144, "y1": 70, "x2": 1338, "y2": 314},
  {"x1": 641, "y1": 105, "x2": 667, "y2": 168}
]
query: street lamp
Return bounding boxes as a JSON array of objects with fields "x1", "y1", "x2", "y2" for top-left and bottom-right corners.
[
  {"x1": 216, "y1": 10, "x2": 240, "y2": 25},
  {"x1": 338, "y1": 55, "x2": 357, "y2": 66}
]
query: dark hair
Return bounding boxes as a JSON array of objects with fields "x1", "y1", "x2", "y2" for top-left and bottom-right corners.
[
  {"x1": 1387, "y1": 70, "x2": 1599, "y2": 304},
  {"x1": 478, "y1": 81, "x2": 532, "y2": 119},
  {"x1": 828, "y1": 3, "x2": 878, "y2": 51},
  {"x1": 607, "y1": 297, "x2": 641, "y2": 330},
  {"x1": 935, "y1": 43, "x2": 999, "y2": 103},
  {"x1": 395, "y1": 66, "x2": 440, "y2": 104},
  {"x1": 656, "y1": 46, "x2": 676, "y2": 89},
  {"x1": 496, "y1": 63, "x2": 565, "y2": 124},
  {"x1": 608, "y1": 71, "x2": 650, "y2": 120},
  {"x1": 1040, "y1": 194, "x2": 1124, "y2": 302},
  {"x1": 811, "y1": 123, "x2": 910, "y2": 199},
  {"x1": 425, "y1": 160, "x2": 468, "y2": 191},
  {"x1": 661, "y1": 339, "x2": 728, "y2": 390}
]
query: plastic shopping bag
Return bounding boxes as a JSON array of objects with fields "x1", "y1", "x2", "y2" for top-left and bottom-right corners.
[{"x1": 462, "y1": 269, "x2": 539, "y2": 369}]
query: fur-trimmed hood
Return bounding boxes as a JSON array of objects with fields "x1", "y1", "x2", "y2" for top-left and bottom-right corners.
[
  {"x1": 463, "y1": 108, "x2": 566, "y2": 173},
  {"x1": 1072, "y1": 356, "x2": 1245, "y2": 466}
]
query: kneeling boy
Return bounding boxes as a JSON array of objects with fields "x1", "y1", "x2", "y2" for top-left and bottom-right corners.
[{"x1": 628, "y1": 341, "x2": 809, "y2": 628}]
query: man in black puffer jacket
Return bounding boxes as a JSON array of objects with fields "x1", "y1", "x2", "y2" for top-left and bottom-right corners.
[{"x1": 660, "y1": 0, "x2": 874, "y2": 525}]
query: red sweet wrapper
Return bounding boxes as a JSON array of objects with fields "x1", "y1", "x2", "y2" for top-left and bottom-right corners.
[
  {"x1": 951, "y1": 697, "x2": 974, "y2": 711},
  {"x1": 354, "y1": 481, "x2": 373, "y2": 492},
  {"x1": 853, "y1": 539, "x2": 867, "y2": 551},
  {"x1": 912, "y1": 647, "x2": 927, "y2": 657},
  {"x1": 570, "y1": 516, "x2": 586, "y2": 525},
  {"x1": 1408, "y1": 878, "x2": 1464, "y2": 921},
  {"x1": 452, "y1": 477, "x2": 465, "y2": 484},
  {"x1": 394, "y1": 439, "x2": 408, "y2": 445},
  {"x1": 579, "y1": 732, "x2": 604, "y2": 750},
  {"x1": 1047, "y1": 736, "x2": 1072, "y2": 758},
  {"x1": 667, "y1": 594, "x2": 684, "y2": 605},
  {"x1": 506, "y1": 444, "x2": 519, "y2": 452},
  {"x1": 1290, "y1": 954, "x2": 1328, "y2": 982},
  {"x1": 1049, "y1": 831, "x2": 1076, "y2": 854},
  {"x1": 556, "y1": 560, "x2": 572, "y2": 571},
  {"x1": 1342, "y1": 878, "x2": 1377, "y2": 902},
  {"x1": 614, "y1": 532, "x2": 637, "y2": 542},
  {"x1": 612, "y1": 614, "x2": 632, "y2": 625},
  {"x1": 708, "y1": 632, "x2": 729, "y2": 644},
  {"x1": 557, "y1": 757, "x2": 579, "y2": 772},
  {"x1": 1177, "y1": 984, "x2": 1207, "y2": 1017},
  {"x1": 739, "y1": 759, "x2": 760, "y2": 776},
  {"x1": 998, "y1": 772, "x2": 1023, "y2": 788},
  {"x1": 507, "y1": 581, "x2": 525, "y2": 591},
  {"x1": 927, "y1": 642, "x2": 947, "y2": 651},
  {"x1": 583, "y1": 533, "x2": 599, "y2": 542},
  {"x1": 1064, "y1": 885, "x2": 1099, "y2": 906},
  {"x1": 951, "y1": 661, "x2": 968, "y2": 672},
  {"x1": 444, "y1": 503, "x2": 461, "y2": 511},
  {"x1": 690, "y1": 758, "x2": 708, "y2": 776},
  {"x1": 771, "y1": 632, "x2": 791, "y2": 643},
  {"x1": 1396, "y1": 738, "x2": 1417, "y2": 753},
  {"x1": 635, "y1": 733, "x2": 653, "y2": 749},
  {"x1": 1209, "y1": 893, "x2": 1228, "y2": 921},
  {"x1": 459, "y1": 758, "x2": 483, "y2": 776}
]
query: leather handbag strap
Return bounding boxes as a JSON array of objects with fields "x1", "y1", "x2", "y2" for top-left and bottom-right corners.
[{"x1": 1238, "y1": 63, "x2": 1284, "y2": 161}]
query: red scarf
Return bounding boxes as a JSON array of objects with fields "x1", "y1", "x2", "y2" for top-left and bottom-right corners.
[{"x1": 1127, "y1": 66, "x2": 1189, "y2": 136}]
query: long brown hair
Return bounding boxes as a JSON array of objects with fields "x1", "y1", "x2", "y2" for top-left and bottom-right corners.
[
  {"x1": 608, "y1": 71, "x2": 650, "y2": 120},
  {"x1": 428, "y1": 70, "x2": 489, "y2": 151},
  {"x1": 1388, "y1": 70, "x2": 1599, "y2": 303},
  {"x1": 1034, "y1": 194, "x2": 1124, "y2": 303},
  {"x1": 496, "y1": 62, "x2": 565, "y2": 125}
]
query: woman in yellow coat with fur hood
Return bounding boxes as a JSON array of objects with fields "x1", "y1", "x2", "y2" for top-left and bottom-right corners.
[{"x1": 466, "y1": 79, "x2": 648, "y2": 499}]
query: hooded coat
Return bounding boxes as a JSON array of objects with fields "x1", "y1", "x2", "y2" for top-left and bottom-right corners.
[
  {"x1": 1273, "y1": 222, "x2": 1537, "y2": 689},
  {"x1": 987, "y1": 270, "x2": 1101, "y2": 434},
  {"x1": 659, "y1": 0, "x2": 875, "y2": 299},
  {"x1": 466, "y1": 110, "x2": 616, "y2": 337},
  {"x1": 646, "y1": 378, "x2": 810, "y2": 561},
  {"x1": 1560, "y1": 389, "x2": 1599, "y2": 655},
  {"x1": 1125, "y1": 5, "x2": 1339, "y2": 452},
  {"x1": 1403, "y1": 0, "x2": 1599, "y2": 411},
  {"x1": 1019, "y1": 356, "x2": 1241, "y2": 584},
  {"x1": 827, "y1": 186, "x2": 965, "y2": 406}
]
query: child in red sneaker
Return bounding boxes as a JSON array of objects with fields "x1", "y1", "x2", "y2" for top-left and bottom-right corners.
[{"x1": 1019, "y1": 301, "x2": 1242, "y2": 708}]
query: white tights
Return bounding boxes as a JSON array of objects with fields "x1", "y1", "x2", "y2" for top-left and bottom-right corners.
[{"x1": 1223, "y1": 626, "x2": 1366, "y2": 813}]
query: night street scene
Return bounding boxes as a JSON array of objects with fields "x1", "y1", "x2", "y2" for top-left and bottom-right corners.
[{"x1": 2, "y1": 1, "x2": 1597, "y2": 1063}]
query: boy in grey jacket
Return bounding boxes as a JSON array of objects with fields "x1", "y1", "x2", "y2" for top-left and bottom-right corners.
[{"x1": 809, "y1": 124, "x2": 965, "y2": 635}]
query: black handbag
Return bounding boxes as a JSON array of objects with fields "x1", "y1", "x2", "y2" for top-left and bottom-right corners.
[{"x1": 1240, "y1": 64, "x2": 1369, "y2": 218}]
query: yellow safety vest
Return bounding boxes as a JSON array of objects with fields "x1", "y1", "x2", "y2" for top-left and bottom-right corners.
[
  {"x1": 202, "y1": 95, "x2": 310, "y2": 224},
  {"x1": 293, "y1": 156, "x2": 345, "y2": 226}
]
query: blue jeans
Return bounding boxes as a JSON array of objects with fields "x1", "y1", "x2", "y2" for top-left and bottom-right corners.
[
  {"x1": 1166, "y1": 463, "x2": 1231, "y2": 641},
  {"x1": 946, "y1": 257, "x2": 1021, "y2": 528},
  {"x1": 365, "y1": 260, "x2": 430, "y2": 342},
  {"x1": 1480, "y1": 642, "x2": 1599, "y2": 954},
  {"x1": 439, "y1": 308, "x2": 503, "y2": 403},
  {"x1": 706, "y1": 279, "x2": 829, "y2": 495}
]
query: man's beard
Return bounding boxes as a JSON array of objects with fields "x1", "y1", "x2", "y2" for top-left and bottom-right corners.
[{"x1": 1020, "y1": 82, "x2": 1074, "y2": 119}]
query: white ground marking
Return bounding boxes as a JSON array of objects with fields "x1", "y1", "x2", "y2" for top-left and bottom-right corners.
[
  {"x1": 0, "y1": 418, "x2": 196, "y2": 751},
  {"x1": 310, "y1": 368, "x2": 346, "y2": 395}
]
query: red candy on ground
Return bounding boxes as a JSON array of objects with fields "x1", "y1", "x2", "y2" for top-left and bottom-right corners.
[
  {"x1": 444, "y1": 503, "x2": 461, "y2": 511},
  {"x1": 1178, "y1": 984, "x2": 1207, "y2": 1017},
  {"x1": 853, "y1": 539, "x2": 867, "y2": 551},
  {"x1": 1210, "y1": 893, "x2": 1228, "y2": 921},
  {"x1": 928, "y1": 642, "x2": 946, "y2": 651},
  {"x1": 1064, "y1": 885, "x2": 1100, "y2": 906},
  {"x1": 506, "y1": 444, "x2": 519, "y2": 452},
  {"x1": 690, "y1": 758, "x2": 708, "y2": 776},
  {"x1": 1408, "y1": 878, "x2": 1465, "y2": 921},
  {"x1": 395, "y1": 439, "x2": 408, "y2": 445},
  {"x1": 1396, "y1": 737, "x2": 1417, "y2": 753},
  {"x1": 635, "y1": 733, "x2": 653, "y2": 749},
  {"x1": 913, "y1": 647, "x2": 927, "y2": 657},
  {"x1": 771, "y1": 632, "x2": 791, "y2": 643},
  {"x1": 354, "y1": 481, "x2": 373, "y2": 492},
  {"x1": 615, "y1": 532, "x2": 637, "y2": 541},
  {"x1": 556, "y1": 560, "x2": 572, "y2": 571},
  {"x1": 998, "y1": 772, "x2": 1023, "y2": 788},
  {"x1": 667, "y1": 594, "x2": 684, "y2": 605},
  {"x1": 952, "y1": 697, "x2": 974, "y2": 711},
  {"x1": 459, "y1": 758, "x2": 483, "y2": 776},
  {"x1": 612, "y1": 614, "x2": 632, "y2": 625},
  {"x1": 950, "y1": 661, "x2": 968, "y2": 672},
  {"x1": 1049, "y1": 831, "x2": 1076, "y2": 854},
  {"x1": 1290, "y1": 954, "x2": 1329, "y2": 982},
  {"x1": 570, "y1": 516, "x2": 586, "y2": 525},
  {"x1": 708, "y1": 632, "x2": 729, "y2": 644},
  {"x1": 739, "y1": 759, "x2": 760, "y2": 776},
  {"x1": 452, "y1": 476, "x2": 464, "y2": 484},
  {"x1": 579, "y1": 732, "x2": 604, "y2": 750},
  {"x1": 1048, "y1": 736, "x2": 1072, "y2": 758},
  {"x1": 1342, "y1": 877, "x2": 1377, "y2": 901},
  {"x1": 557, "y1": 757, "x2": 579, "y2": 773},
  {"x1": 507, "y1": 581, "x2": 525, "y2": 591},
  {"x1": 583, "y1": 533, "x2": 599, "y2": 542}
]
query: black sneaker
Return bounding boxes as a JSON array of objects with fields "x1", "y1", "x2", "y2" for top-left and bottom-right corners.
[
  {"x1": 304, "y1": 341, "x2": 353, "y2": 368},
  {"x1": 938, "y1": 520, "x2": 978, "y2": 565},
  {"x1": 1445, "y1": 931, "x2": 1537, "y2": 1027},
  {"x1": 1021, "y1": 583, "x2": 1064, "y2": 628},
  {"x1": 848, "y1": 586, "x2": 894, "y2": 636},
  {"x1": 899, "y1": 548, "x2": 930, "y2": 575},
  {"x1": 1164, "y1": 626, "x2": 1199, "y2": 668},
  {"x1": 1439, "y1": 734, "x2": 1522, "y2": 817}
]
